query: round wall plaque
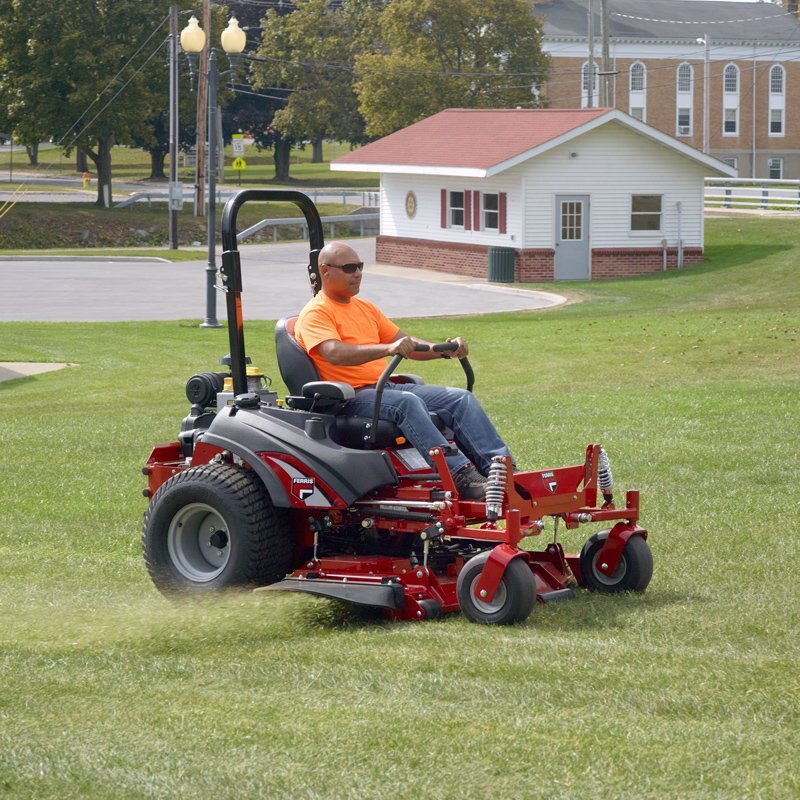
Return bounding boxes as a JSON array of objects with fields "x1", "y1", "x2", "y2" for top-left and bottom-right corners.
[{"x1": 405, "y1": 190, "x2": 417, "y2": 219}]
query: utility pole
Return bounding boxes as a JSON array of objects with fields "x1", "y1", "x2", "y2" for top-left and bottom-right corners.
[
  {"x1": 587, "y1": 0, "x2": 595, "y2": 107},
  {"x1": 703, "y1": 33, "x2": 710, "y2": 154},
  {"x1": 600, "y1": 0, "x2": 611, "y2": 107},
  {"x1": 168, "y1": 5, "x2": 179, "y2": 249},
  {"x1": 194, "y1": 0, "x2": 210, "y2": 216}
]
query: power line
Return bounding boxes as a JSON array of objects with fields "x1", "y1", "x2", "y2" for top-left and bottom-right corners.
[{"x1": 57, "y1": 13, "x2": 171, "y2": 149}]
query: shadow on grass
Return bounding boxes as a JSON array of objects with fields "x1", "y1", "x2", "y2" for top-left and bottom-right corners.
[
  {"x1": 692, "y1": 243, "x2": 792, "y2": 275},
  {"x1": 531, "y1": 588, "x2": 704, "y2": 632}
]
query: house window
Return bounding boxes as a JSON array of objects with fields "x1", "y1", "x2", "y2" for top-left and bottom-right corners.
[
  {"x1": 768, "y1": 158, "x2": 783, "y2": 180},
  {"x1": 723, "y1": 157, "x2": 738, "y2": 170},
  {"x1": 770, "y1": 65, "x2": 784, "y2": 94},
  {"x1": 581, "y1": 61, "x2": 599, "y2": 107},
  {"x1": 631, "y1": 195, "x2": 662, "y2": 231},
  {"x1": 629, "y1": 62, "x2": 646, "y2": 122},
  {"x1": 768, "y1": 65, "x2": 786, "y2": 137},
  {"x1": 449, "y1": 191, "x2": 464, "y2": 227},
  {"x1": 676, "y1": 64, "x2": 693, "y2": 136},
  {"x1": 483, "y1": 193, "x2": 499, "y2": 230},
  {"x1": 677, "y1": 108, "x2": 692, "y2": 136},
  {"x1": 561, "y1": 202, "x2": 583, "y2": 240},
  {"x1": 724, "y1": 64, "x2": 738, "y2": 94},
  {"x1": 677, "y1": 63, "x2": 693, "y2": 93},
  {"x1": 723, "y1": 64, "x2": 739, "y2": 136},
  {"x1": 630, "y1": 62, "x2": 645, "y2": 92}
]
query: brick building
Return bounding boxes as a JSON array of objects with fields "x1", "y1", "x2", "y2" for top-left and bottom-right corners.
[{"x1": 538, "y1": 0, "x2": 800, "y2": 178}]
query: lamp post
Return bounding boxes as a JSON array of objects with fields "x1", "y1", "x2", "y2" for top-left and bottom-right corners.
[{"x1": 180, "y1": 15, "x2": 246, "y2": 329}]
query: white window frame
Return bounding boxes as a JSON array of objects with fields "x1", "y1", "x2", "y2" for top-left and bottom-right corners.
[
  {"x1": 723, "y1": 63, "x2": 739, "y2": 137},
  {"x1": 676, "y1": 64, "x2": 693, "y2": 136},
  {"x1": 768, "y1": 65, "x2": 786, "y2": 138},
  {"x1": 581, "y1": 61, "x2": 599, "y2": 108},
  {"x1": 768, "y1": 157, "x2": 783, "y2": 180},
  {"x1": 482, "y1": 193, "x2": 499, "y2": 231},
  {"x1": 449, "y1": 190, "x2": 465, "y2": 228},
  {"x1": 630, "y1": 194, "x2": 663, "y2": 234},
  {"x1": 629, "y1": 62, "x2": 647, "y2": 122}
]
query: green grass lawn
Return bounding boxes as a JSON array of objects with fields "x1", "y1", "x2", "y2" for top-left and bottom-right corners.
[{"x1": 1, "y1": 217, "x2": 798, "y2": 799}]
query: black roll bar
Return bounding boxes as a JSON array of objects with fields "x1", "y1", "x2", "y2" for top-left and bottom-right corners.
[{"x1": 219, "y1": 190, "x2": 325, "y2": 397}]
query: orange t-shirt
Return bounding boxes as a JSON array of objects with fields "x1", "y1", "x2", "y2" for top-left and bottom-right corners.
[{"x1": 295, "y1": 292, "x2": 400, "y2": 388}]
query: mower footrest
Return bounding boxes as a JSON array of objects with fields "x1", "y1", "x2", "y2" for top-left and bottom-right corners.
[
  {"x1": 257, "y1": 578, "x2": 405, "y2": 610},
  {"x1": 538, "y1": 588, "x2": 576, "y2": 603}
]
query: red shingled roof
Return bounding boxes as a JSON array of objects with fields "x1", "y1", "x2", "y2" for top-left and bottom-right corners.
[{"x1": 333, "y1": 108, "x2": 612, "y2": 171}]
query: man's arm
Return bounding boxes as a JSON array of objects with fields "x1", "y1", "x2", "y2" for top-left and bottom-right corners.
[{"x1": 316, "y1": 335, "x2": 416, "y2": 365}]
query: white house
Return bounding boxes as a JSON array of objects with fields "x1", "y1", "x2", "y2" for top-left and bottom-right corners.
[{"x1": 331, "y1": 108, "x2": 736, "y2": 281}]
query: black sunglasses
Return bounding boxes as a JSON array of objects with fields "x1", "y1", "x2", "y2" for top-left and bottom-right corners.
[{"x1": 325, "y1": 261, "x2": 364, "y2": 274}]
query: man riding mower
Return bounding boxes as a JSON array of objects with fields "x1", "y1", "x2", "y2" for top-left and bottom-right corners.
[{"x1": 141, "y1": 190, "x2": 652, "y2": 625}]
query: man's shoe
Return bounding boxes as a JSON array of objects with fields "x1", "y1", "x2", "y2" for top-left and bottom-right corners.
[{"x1": 453, "y1": 464, "x2": 488, "y2": 500}]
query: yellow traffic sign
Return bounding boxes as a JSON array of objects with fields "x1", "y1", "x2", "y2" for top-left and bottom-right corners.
[{"x1": 232, "y1": 157, "x2": 247, "y2": 170}]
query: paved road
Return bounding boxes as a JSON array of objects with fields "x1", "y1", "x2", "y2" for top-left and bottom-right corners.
[{"x1": 0, "y1": 239, "x2": 564, "y2": 322}]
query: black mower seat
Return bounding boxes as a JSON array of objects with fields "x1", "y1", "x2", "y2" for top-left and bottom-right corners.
[{"x1": 274, "y1": 317, "x2": 448, "y2": 450}]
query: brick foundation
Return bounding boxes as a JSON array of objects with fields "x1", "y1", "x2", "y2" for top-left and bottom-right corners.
[
  {"x1": 590, "y1": 247, "x2": 704, "y2": 278},
  {"x1": 376, "y1": 236, "x2": 703, "y2": 281}
]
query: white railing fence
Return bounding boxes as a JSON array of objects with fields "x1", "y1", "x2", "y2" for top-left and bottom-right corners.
[{"x1": 705, "y1": 178, "x2": 800, "y2": 212}]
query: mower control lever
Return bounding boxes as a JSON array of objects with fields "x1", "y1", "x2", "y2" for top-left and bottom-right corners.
[{"x1": 368, "y1": 344, "x2": 475, "y2": 446}]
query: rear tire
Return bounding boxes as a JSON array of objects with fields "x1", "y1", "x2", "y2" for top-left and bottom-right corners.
[
  {"x1": 579, "y1": 531, "x2": 653, "y2": 593},
  {"x1": 456, "y1": 550, "x2": 536, "y2": 625},
  {"x1": 143, "y1": 464, "x2": 294, "y2": 595}
]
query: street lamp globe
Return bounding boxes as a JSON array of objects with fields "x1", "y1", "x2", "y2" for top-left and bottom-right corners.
[
  {"x1": 221, "y1": 17, "x2": 246, "y2": 55},
  {"x1": 180, "y1": 15, "x2": 206, "y2": 53}
]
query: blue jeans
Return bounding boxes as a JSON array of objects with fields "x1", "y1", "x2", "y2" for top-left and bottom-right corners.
[{"x1": 341, "y1": 382, "x2": 512, "y2": 475}]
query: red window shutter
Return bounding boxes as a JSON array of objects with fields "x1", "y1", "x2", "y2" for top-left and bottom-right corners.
[
  {"x1": 499, "y1": 192, "x2": 507, "y2": 234},
  {"x1": 473, "y1": 191, "x2": 481, "y2": 230},
  {"x1": 464, "y1": 190, "x2": 472, "y2": 230}
]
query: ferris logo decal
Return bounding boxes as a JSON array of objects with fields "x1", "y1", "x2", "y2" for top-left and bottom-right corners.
[
  {"x1": 542, "y1": 471, "x2": 558, "y2": 493},
  {"x1": 291, "y1": 477, "x2": 315, "y2": 501}
]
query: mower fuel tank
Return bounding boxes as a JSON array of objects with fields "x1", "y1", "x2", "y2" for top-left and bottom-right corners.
[{"x1": 199, "y1": 404, "x2": 398, "y2": 508}]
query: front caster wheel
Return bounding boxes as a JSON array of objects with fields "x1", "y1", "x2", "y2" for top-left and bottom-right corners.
[
  {"x1": 456, "y1": 550, "x2": 536, "y2": 625},
  {"x1": 579, "y1": 531, "x2": 653, "y2": 593}
]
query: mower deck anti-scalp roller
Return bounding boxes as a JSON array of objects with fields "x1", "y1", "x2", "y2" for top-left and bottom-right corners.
[{"x1": 141, "y1": 189, "x2": 653, "y2": 625}]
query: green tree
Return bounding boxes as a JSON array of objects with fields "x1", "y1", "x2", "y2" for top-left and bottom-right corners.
[
  {"x1": 354, "y1": 0, "x2": 550, "y2": 137},
  {"x1": 250, "y1": 0, "x2": 382, "y2": 179},
  {"x1": 0, "y1": 0, "x2": 195, "y2": 206}
]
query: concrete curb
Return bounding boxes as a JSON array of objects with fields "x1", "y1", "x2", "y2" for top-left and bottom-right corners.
[{"x1": 0, "y1": 255, "x2": 171, "y2": 263}]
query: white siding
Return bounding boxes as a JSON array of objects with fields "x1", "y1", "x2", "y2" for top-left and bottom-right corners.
[
  {"x1": 380, "y1": 174, "x2": 523, "y2": 246},
  {"x1": 520, "y1": 123, "x2": 707, "y2": 249}
]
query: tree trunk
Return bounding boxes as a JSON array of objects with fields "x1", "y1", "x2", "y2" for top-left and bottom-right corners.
[
  {"x1": 149, "y1": 149, "x2": 167, "y2": 180},
  {"x1": 76, "y1": 147, "x2": 88, "y2": 173},
  {"x1": 87, "y1": 134, "x2": 115, "y2": 208},
  {"x1": 311, "y1": 138, "x2": 323, "y2": 163},
  {"x1": 273, "y1": 137, "x2": 292, "y2": 181},
  {"x1": 26, "y1": 144, "x2": 39, "y2": 166}
]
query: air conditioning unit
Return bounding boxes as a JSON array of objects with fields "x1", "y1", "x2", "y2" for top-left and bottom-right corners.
[{"x1": 678, "y1": 125, "x2": 691, "y2": 135}]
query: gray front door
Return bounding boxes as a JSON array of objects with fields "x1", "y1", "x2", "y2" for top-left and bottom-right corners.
[{"x1": 554, "y1": 195, "x2": 590, "y2": 280}]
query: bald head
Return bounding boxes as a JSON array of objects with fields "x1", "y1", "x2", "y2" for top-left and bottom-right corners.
[{"x1": 318, "y1": 241, "x2": 360, "y2": 267}]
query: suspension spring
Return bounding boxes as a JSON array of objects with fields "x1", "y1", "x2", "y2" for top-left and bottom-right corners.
[
  {"x1": 598, "y1": 447, "x2": 614, "y2": 505},
  {"x1": 598, "y1": 448, "x2": 614, "y2": 492},
  {"x1": 485, "y1": 456, "x2": 507, "y2": 522}
]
